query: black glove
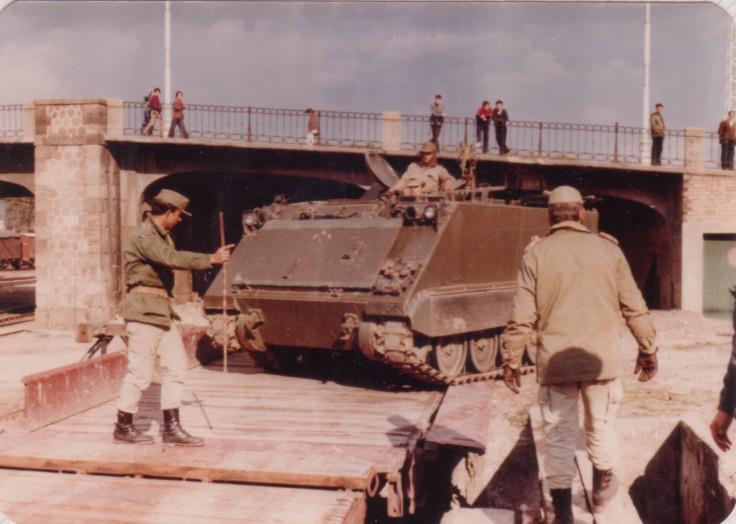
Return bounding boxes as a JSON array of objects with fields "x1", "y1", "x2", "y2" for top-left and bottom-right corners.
[
  {"x1": 634, "y1": 347, "x2": 658, "y2": 382},
  {"x1": 502, "y1": 365, "x2": 521, "y2": 394}
]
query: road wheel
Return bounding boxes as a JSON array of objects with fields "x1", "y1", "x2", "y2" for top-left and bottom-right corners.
[
  {"x1": 469, "y1": 332, "x2": 500, "y2": 372},
  {"x1": 433, "y1": 337, "x2": 467, "y2": 377}
]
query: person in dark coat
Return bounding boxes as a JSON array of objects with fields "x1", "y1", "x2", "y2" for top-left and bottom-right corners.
[{"x1": 492, "y1": 100, "x2": 510, "y2": 154}]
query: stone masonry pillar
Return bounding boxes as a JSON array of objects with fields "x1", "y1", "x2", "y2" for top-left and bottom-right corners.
[
  {"x1": 684, "y1": 128, "x2": 704, "y2": 172},
  {"x1": 34, "y1": 99, "x2": 123, "y2": 330},
  {"x1": 382, "y1": 111, "x2": 402, "y2": 152}
]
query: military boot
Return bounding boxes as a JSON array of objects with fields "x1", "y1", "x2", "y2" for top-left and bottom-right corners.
[
  {"x1": 162, "y1": 408, "x2": 204, "y2": 447},
  {"x1": 550, "y1": 488, "x2": 573, "y2": 524},
  {"x1": 592, "y1": 467, "x2": 618, "y2": 510},
  {"x1": 113, "y1": 410, "x2": 154, "y2": 444}
]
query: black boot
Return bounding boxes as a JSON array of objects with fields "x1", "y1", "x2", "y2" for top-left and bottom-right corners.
[
  {"x1": 593, "y1": 467, "x2": 618, "y2": 510},
  {"x1": 550, "y1": 488, "x2": 573, "y2": 524},
  {"x1": 162, "y1": 408, "x2": 204, "y2": 447},
  {"x1": 113, "y1": 410, "x2": 154, "y2": 444}
]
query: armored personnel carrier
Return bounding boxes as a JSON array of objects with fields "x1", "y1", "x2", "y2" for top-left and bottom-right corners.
[{"x1": 202, "y1": 181, "x2": 601, "y2": 385}]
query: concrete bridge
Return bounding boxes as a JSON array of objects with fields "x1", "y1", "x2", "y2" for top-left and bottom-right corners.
[{"x1": 0, "y1": 99, "x2": 733, "y2": 330}]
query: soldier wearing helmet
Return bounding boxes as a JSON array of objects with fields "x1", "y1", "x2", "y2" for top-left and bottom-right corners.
[
  {"x1": 500, "y1": 185, "x2": 658, "y2": 523},
  {"x1": 389, "y1": 141, "x2": 454, "y2": 195}
]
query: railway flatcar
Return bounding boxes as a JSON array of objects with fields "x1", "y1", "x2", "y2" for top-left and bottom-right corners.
[{"x1": 0, "y1": 231, "x2": 35, "y2": 269}]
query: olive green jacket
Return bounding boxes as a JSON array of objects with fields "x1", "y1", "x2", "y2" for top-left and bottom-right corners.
[
  {"x1": 119, "y1": 217, "x2": 212, "y2": 327},
  {"x1": 394, "y1": 162, "x2": 452, "y2": 193},
  {"x1": 501, "y1": 221, "x2": 656, "y2": 385}
]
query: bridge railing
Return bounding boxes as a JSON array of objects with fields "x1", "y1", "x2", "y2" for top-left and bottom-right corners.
[
  {"x1": 123, "y1": 102, "x2": 382, "y2": 148},
  {"x1": 122, "y1": 101, "x2": 724, "y2": 169},
  {"x1": 0, "y1": 105, "x2": 24, "y2": 139},
  {"x1": 400, "y1": 114, "x2": 717, "y2": 168}
]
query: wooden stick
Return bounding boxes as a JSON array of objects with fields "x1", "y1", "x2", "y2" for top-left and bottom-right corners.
[{"x1": 219, "y1": 211, "x2": 228, "y2": 373}]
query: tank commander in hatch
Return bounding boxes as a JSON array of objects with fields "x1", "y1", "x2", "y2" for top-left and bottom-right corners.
[
  {"x1": 388, "y1": 141, "x2": 454, "y2": 196},
  {"x1": 113, "y1": 189, "x2": 233, "y2": 447},
  {"x1": 500, "y1": 185, "x2": 658, "y2": 523}
]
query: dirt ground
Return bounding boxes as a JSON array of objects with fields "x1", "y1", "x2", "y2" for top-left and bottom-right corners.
[{"x1": 465, "y1": 309, "x2": 736, "y2": 521}]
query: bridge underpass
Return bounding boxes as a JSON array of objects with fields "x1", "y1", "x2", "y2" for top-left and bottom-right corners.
[{"x1": 0, "y1": 98, "x2": 729, "y2": 329}]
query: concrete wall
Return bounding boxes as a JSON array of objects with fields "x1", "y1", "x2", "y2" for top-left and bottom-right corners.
[
  {"x1": 681, "y1": 172, "x2": 736, "y2": 312},
  {"x1": 33, "y1": 99, "x2": 123, "y2": 330}
]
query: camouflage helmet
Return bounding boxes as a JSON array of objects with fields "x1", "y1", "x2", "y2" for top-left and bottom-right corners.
[{"x1": 547, "y1": 185, "x2": 583, "y2": 206}]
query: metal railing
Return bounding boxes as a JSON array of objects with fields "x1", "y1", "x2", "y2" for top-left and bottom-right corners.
[
  {"x1": 0, "y1": 105, "x2": 24, "y2": 138},
  {"x1": 123, "y1": 102, "x2": 382, "y2": 148},
  {"x1": 120, "y1": 101, "x2": 725, "y2": 170},
  {"x1": 400, "y1": 114, "x2": 720, "y2": 168}
]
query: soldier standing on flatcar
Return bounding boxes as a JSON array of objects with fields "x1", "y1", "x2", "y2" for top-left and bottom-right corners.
[
  {"x1": 113, "y1": 189, "x2": 233, "y2": 446},
  {"x1": 500, "y1": 186, "x2": 658, "y2": 523}
]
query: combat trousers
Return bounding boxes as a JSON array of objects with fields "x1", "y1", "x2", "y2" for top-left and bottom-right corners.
[
  {"x1": 538, "y1": 378, "x2": 623, "y2": 490},
  {"x1": 117, "y1": 321, "x2": 189, "y2": 414}
]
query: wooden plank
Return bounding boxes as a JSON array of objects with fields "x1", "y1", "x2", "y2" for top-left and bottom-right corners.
[
  {"x1": 20, "y1": 324, "x2": 212, "y2": 431},
  {"x1": 425, "y1": 382, "x2": 494, "y2": 452},
  {"x1": 0, "y1": 468, "x2": 365, "y2": 524},
  {"x1": 0, "y1": 430, "x2": 406, "y2": 490}
]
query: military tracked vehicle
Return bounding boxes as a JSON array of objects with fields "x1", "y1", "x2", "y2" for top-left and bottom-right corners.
[{"x1": 203, "y1": 181, "x2": 601, "y2": 385}]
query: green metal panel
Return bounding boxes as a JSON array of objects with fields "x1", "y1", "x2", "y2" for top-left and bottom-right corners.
[{"x1": 703, "y1": 234, "x2": 736, "y2": 316}]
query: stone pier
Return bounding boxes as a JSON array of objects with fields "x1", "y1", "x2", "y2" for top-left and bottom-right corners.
[{"x1": 33, "y1": 99, "x2": 122, "y2": 330}]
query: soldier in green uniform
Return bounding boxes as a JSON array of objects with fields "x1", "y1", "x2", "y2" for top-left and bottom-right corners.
[
  {"x1": 389, "y1": 141, "x2": 454, "y2": 195},
  {"x1": 113, "y1": 189, "x2": 233, "y2": 446},
  {"x1": 500, "y1": 186, "x2": 658, "y2": 523}
]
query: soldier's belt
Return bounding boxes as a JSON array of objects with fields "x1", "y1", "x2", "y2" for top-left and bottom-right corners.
[{"x1": 130, "y1": 286, "x2": 169, "y2": 299}]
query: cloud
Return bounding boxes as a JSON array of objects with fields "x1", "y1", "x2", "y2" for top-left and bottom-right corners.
[{"x1": 0, "y1": 0, "x2": 727, "y2": 132}]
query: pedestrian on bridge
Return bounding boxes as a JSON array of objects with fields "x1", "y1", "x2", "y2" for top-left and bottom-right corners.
[
  {"x1": 429, "y1": 94, "x2": 445, "y2": 147},
  {"x1": 142, "y1": 87, "x2": 163, "y2": 137},
  {"x1": 305, "y1": 108, "x2": 320, "y2": 146},
  {"x1": 500, "y1": 185, "x2": 658, "y2": 523},
  {"x1": 650, "y1": 103, "x2": 666, "y2": 165},
  {"x1": 113, "y1": 189, "x2": 233, "y2": 447},
  {"x1": 718, "y1": 111, "x2": 736, "y2": 170},
  {"x1": 492, "y1": 100, "x2": 510, "y2": 155},
  {"x1": 140, "y1": 88, "x2": 153, "y2": 134},
  {"x1": 168, "y1": 90, "x2": 189, "y2": 139},
  {"x1": 475, "y1": 100, "x2": 492, "y2": 154}
]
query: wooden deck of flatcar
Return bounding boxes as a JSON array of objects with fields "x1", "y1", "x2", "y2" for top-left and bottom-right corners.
[{"x1": 0, "y1": 351, "x2": 443, "y2": 523}]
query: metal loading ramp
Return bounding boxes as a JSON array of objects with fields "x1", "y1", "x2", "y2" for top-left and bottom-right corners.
[{"x1": 0, "y1": 351, "x2": 444, "y2": 523}]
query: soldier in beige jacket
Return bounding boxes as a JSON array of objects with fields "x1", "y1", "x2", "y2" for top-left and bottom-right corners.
[{"x1": 501, "y1": 186, "x2": 658, "y2": 523}]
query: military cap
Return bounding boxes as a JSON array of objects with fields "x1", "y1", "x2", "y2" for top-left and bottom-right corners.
[
  {"x1": 548, "y1": 185, "x2": 583, "y2": 205},
  {"x1": 420, "y1": 141, "x2": 437, "y2": 153},
  {"x1": 405, "y1": 177, "x2": 422, "y2": 188},
  {"x1": 153, "y1": 189, "x2": 192, "y2": 216}
]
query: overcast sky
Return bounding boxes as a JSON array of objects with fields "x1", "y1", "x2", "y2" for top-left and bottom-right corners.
[{"x1": 0, "y1": 1, "x2": 729, "y2": 130}]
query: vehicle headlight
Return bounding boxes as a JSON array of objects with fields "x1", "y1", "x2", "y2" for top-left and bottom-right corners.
[
  {"x1": 423, "y1": 205, "x2": 437, "y2": 221},
  {"x1": 243, "y1": 213, "x2": 257, "y2": 228}
]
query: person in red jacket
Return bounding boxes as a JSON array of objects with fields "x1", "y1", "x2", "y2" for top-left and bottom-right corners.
[
  {"x1": 475, "y1": 100, "x2": 492, "y2": 153},
  {"x1": 168, "y1": 90, "x2": 189, "y2": 138},
  {"x1": 142, "y1": 87, "x2": 163, "y2": 137}
]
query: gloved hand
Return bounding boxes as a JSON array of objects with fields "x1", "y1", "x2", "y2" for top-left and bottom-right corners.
[
  {"x1": 634, "y1": 347, "x2": 658, "y2": 382},
  {"x1": 502, "y1": 364, "x2": 521, "y2": 394}
]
